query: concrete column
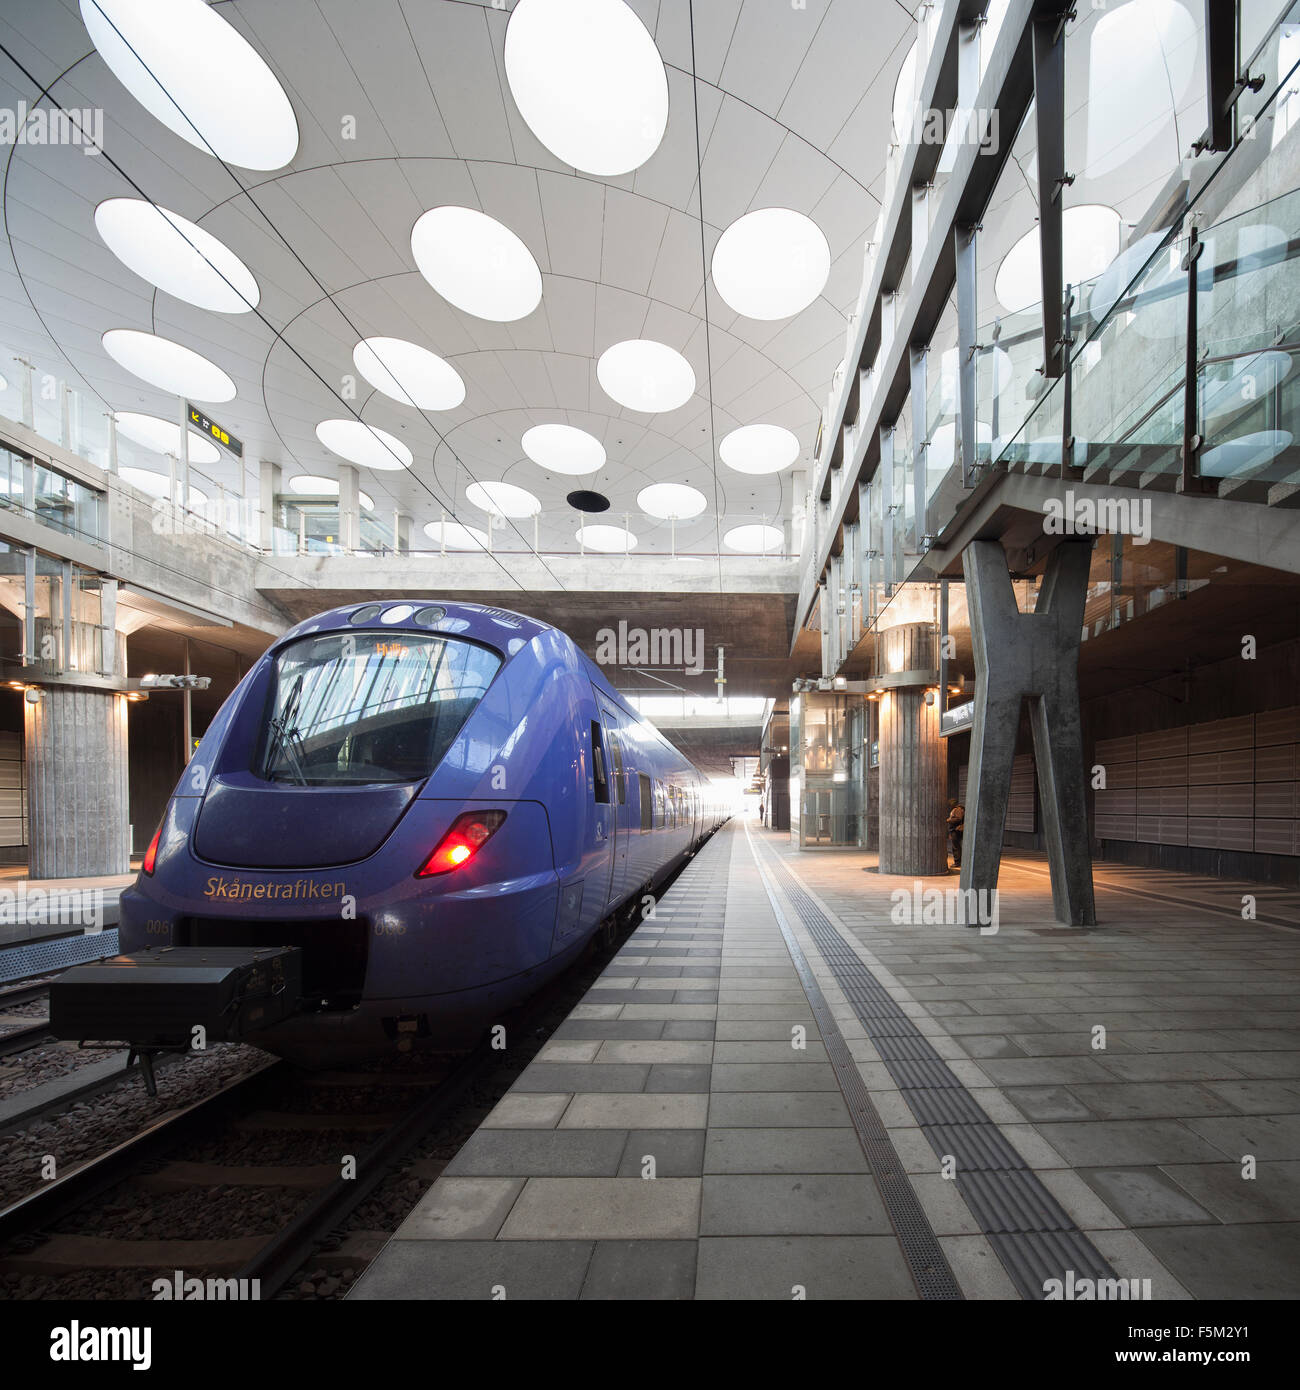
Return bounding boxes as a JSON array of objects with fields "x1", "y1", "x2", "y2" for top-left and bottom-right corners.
[
  {"x1": 338, "y1": 464, "x2": 361, "y2": 551},
  {"x1": 877, "y1": 622, "x2": 947, "y2": 875},
  {"x1": 25, "y1": 686, "x2": 130, "y2": 877},
  {"x1": 259, "y1": 459, "x2": 282, "y2": 550},
  {"x1": 393, "y1": 510, "x2": 411, "y2": 554},
  {"x1": 961, "y1": 538, "x2": 1096, "y2": 925}
]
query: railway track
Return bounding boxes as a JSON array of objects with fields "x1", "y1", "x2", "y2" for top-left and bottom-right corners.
[{"x1": 0, "y1": 844, "x2": 705, "y2": 1301}]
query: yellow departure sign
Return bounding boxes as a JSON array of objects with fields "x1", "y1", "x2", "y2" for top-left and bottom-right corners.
[{"x1": 187, "y1": 403, "x2": 243, "y2": 458}]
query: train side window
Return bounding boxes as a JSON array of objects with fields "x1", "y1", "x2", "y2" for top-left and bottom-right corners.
[
  {"x1": 610, "y1": 731, "x2": 627, "y2": 804},
  {"x1": 638, "y1": 773, "x2": 652, "y2": 830},
  {"x1": 591, "y1": 721, "x2": 610, "y2": 803}
]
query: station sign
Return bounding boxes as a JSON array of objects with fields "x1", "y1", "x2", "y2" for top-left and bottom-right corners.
[
  {"x1": 187, "y1": 403, "x2": 243, "y2": 458},
  {"x1": 940, "y1": 699, "x2": 975, "y2": 737}
]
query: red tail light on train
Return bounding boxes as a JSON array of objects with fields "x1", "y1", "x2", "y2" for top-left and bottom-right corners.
[{"x1": 415, "y1": 810, "x2": 508, "y2": 878}]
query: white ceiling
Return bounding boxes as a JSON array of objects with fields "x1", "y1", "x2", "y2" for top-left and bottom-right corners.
[{"x1": 0, "y1": 0, "x2": 918, "y2": 555}]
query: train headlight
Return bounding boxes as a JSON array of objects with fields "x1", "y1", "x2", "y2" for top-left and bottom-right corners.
[{"x1": 415, "y1": 810, "x2": 508, "y2": 878}]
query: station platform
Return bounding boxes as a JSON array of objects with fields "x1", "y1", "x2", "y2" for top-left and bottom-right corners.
[{"x1": 350, "y1": 820, "x2": 1300, "y2": 1301}]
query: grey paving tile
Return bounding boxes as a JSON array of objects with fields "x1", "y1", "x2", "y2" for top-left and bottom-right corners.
[
  {"x1": 1075, "y1": 1167, "x2": 1218, "y2": 1227},
  {"x1": 662, "y1": 1021, "x2": 717, "y2": 1040},
  {"x1": 499, "y1": 1177, "x2": 701, "y2": 1239},
  {"x1": 581, "y1": 1240, "x2": 697, "y2": 1300},
  {"x1": 1183, "y1": 1112, "x2": 1300, "y2": 1162},
  {"x1": 1000, "y1": 1086, "x2": 1097, "y2": 1122},
  {"x1": 444, "y1": 1129, "x2": 628, "y2": 1177},
  {"x1": 560, "y1": 1092, "x2": 708, "y2": 1129},
  {"x1": 712, "y1": 1040, "x2": 830, "y2": 1064},
  {"x1": 695, "y1": 1236, "x2": 915, "y2": 1299},
  {"x1": 552, "y1": 1020, "x2": 666, "y2": 1041},
  {"x1": 348, "y1": 1240, "x2": 593, "y2": 1300},
  {"x1": 1034, "y1": 1120, "x2": 1231, "y2": 1166},
  {"x1": 646, "y1": 1063, "x2": 713, "y2": 1092},
  {"x1": 393, "y1": 1177, "x2": 525, "y2": 1240},
  {"x1": 1064, "y1": 1081, "x2": 1237, "y2": 1120},
  {"x1": 703, "y1": 1128, "x2": 868, "y2": 1174},
  {"x1": 710, "y1": 1063, "x2": 840, "y2": 1092},
  {"x1": 706, "y1": 1090, "x2": 854, "y2": 1127},
  {"x1": 617, "y1": 1130, "x2": 707, "y2": 1178},
  {"x1": 1159, "y1": 1160, "x2": 1300, "y2": 1224},
  {"x1": 700, "y1": 1174, "x2": 891, "y2": 1236},
  {"x1": 511, "y1": 1063, "x2": 649, "y2": 1093},
  {"x1": 1139, "y1": 1223, "x2": 1300, "y2": 1299},
  {"x1": 481, "y1": 1093, "x2": 570, "y2": 1129}
]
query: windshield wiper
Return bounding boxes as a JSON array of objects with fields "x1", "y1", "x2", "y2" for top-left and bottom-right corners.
[{"x1": 265, "y1": 674, "x2": 309, "y2": 785}]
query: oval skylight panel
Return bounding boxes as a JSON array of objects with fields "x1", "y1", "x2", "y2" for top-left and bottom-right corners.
[
  {"x1": 95, "y1": 200, "x2": 259, "y2": 313},
  {"x1": 353, "y1": 337, "x2": 466, "y2": 411},
  {"x1": 995, "y1": 205, "x2": 1122, "y2": 313},
  {"x1": 466, "y1": 480, "x2": 542, "y2": 518},
  {"x1": 80, "y1": 0, "x2": 298, "y2": 170},
  {"x1": 119, "y1": 466, "x2": 207, "y2": 506},
  {"x1": 597, "y1": 340, "x2": 696, "y2": 413},
  {"x1": 521, "y1": 423, "x2": 607, "y2": 475},
  {"x1": 638, "y1": 483, "x2": 707, "y2": 520},
  {"x1": 102, "y1": 329, "x2": 236, "y2": 402},
  {"x1": 724, "y1": 524, "x2": 784, "y2": 554},
  {"x1": 719, "y1": 424, "x2": 800, "y2": 475},
  {"x1": 315, "y1": 419, "x2": 413, "y2": 471},
  {"x1": 423, "y1": 520, "x2": 491, "y2": 551},
  {"x1": 504, "y1": 0, "x2": 669, "y2": 176},
  {"x1": 410, "y1": 207, "x2": 542, "y2": 322},
  {"x1": 287, "y1": 475, "x2": 375, "y2": 509},
  {"x1": 711, "y1": 209, "x2": 831, "y2": 320},
  {"x1": 577, "y1": 524, "x2": 637, "y2": 552},
  {"x1": 113, "y1": 411, "x2": 220, "y2": 466}
]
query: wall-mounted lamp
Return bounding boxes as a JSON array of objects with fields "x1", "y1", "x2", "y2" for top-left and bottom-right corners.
[
  {"x1": 24, "y1": 687, "x2": 41, "y2": 705},
  {"x1": 924, "y1": 690, "x2": 936, "y2": 706}
]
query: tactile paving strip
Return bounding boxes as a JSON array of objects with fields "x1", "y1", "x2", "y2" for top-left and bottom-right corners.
[
  {"x1": 757, "y1": 842, "x2": 1118, "y2": 1300},
  {"x1": 747, "y1": 839, "x2": 964, "y2": 1301}
]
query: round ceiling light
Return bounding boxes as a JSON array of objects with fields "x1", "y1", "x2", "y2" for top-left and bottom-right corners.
[
  {"x1": 423, "y1": 520, "x2": 492, "y2": 550},
  {"x1": 597, "y1": 339, "x2": 696, "y2": 413},
  {"x1": 719, "y1": 423, "x2": 800, "y2": 474},
  {"x1": 102, "y1": 329, "x2": 236, "y2": 402},
  {"x1": 466, "y1": 480, "x2": 542, "y2": 518},
  {"x1": 723, "y1": 523, "x2": 784, "y2": 554},
  {"x1": 504, "y1": 0, "x2": 668, "y2": 177},
  {"x1": 113, "y1": 411, "x2": 220, "y2": 466},
  {"x1": 410, "y1": 206, "x2": 542, "y2": 322},
  {"x1": 119, "y1": 466, "x2": 208, "y2": 505},
  {"x1": 287, "y1": 474, "x2": 375, "y2": 509},
  {"x1": 711, "y1": 208, "x2": 831, "y2": 320},
  {"x1": 637, "y1": 482, "x2": 707, "y2": 519},
  {"x1": 94, "y1": 199, "x2": 259, "y2": 313},
  {"x1": 521, "y1": 422, "x2": 607, "y2": 474},
  {"x1": 994, "y1": 205, "x2": 1123, "y2": 314},
  {"x1": 80, "y1": 0, "x2": 298, "y2": 170},
  {"x1": 315, "y1": 419, "x2": 412, "y2": 471},
  {"x1": 577, "y1": 523, "x2": 637, "y2": 552},
  {"x1": 353, "y1": 337, "x2": 465, "y2": 411}
]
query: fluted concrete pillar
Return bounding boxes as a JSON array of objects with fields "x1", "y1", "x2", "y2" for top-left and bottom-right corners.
[
  {"x1": 877, "y1": 622, "x2": 947, "y2": 875},
  {"x1": 25, "y1": 687, "x2": 130, "y2": 877}
]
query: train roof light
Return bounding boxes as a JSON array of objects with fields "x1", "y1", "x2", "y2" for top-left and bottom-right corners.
[{"x1": 415, "y1": 810, "x2": 508, "y2": 878}]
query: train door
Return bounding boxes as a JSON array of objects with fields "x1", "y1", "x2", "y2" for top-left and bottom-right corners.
[
  {"x1": 597, "y1": 698, "x2": 628, "y2": 910},
  {"x1": 588, "y1": 712, "x2": 617, "y2": 916}
]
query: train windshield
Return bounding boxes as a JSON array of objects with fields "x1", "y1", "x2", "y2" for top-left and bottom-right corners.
[{"x1": 258, "y1": 631, "x2": 501, "y2": 785}]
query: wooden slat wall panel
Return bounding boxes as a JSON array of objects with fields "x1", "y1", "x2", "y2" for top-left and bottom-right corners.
[
  {"x1": 1256, "y1": 707, "x2": 1300, "y2": 746},
  {"x1": 1189, "y1": 818, "x2": 1254, "y2": 851},
  {"x1": 1188, "y1": 715, "x2": 1254, "y2": 754},
  {"x1": 1138, "y1": 756, "x2": 1189, "y2": 787},
  {"x1": 1255, "y1": 820, "x2": 1300, "y2": 854},
  {"x1": 1138, "y1": 728, "x2": 1188, "y2": 759},
  {"x1": 0, "y1": 728, "x2": 24, "y2": 849},
  {"x1": 1137, "y1": 817, "x2": 1188, "y2": 844},
  {"x1": 1257, "y1": 783, "x2": 1300, "y2": 818},
  {"x1": 1137, "y1": 786, "x2": 1188, "y2": 815},
  {"x1": 1008, "y1": 753, "x2": 1035, "y2": 832},
  {"x1": 1095, "y1": 734, "x2": 1137, "y2": 764},
  {"x1": 1188, "y1": 749, "x2": 1254, "y2": 784}
]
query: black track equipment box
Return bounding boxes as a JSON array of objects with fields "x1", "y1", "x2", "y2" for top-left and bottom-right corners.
[{"x1": 49, "y1": 945, "x2": 302, "y2": 1046}]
